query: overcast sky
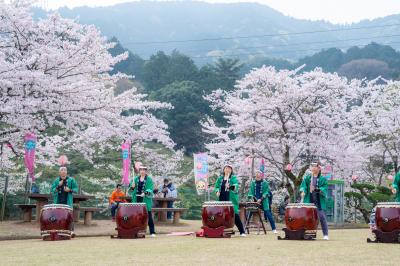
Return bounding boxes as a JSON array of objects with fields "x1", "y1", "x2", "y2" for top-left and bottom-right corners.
[{"x1": 41, "y1": 0, "x2": 400, "y2": 24}]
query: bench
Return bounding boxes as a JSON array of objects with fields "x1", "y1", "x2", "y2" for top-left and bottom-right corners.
[
  {"x1": 151, "y1": 208, "x2": 187, "y2": 224},
  {"x1": 78, "y1": 207, "x2": 103, "y2": 225},
  {"x1": 14, "y1": 204, "x2": 36, "y2": 222}
]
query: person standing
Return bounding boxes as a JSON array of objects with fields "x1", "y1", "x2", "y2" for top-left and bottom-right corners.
[
  {"x1": 247, "y1": 170, "x2": 277, "y2": 233},
  {"x1": 159, "y1": 178, "x2": 177, "y2": 220},
  {"x1": 51, "y1": 167, "x2": 78, "y2": 207},
  {"x1": 129, "y1": 166, "x2": 156, "y2": 237},
  {"x1": 392, "y1": 171, "x2": 400, "y2": 202},
  {"x1": 214, "y1": 164, "x2": 246, "y2": 237},
  {"x1": 299, "y1": 161, "x2": 329, "y2": 240},
  {"x1": 51, "y1": 166, "x2": 78, "y2": 236}
]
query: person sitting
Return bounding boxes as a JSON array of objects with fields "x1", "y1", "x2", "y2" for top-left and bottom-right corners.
[
  {"x1": 158, "y1": 178, "x2": 177, "y2": 220},
  {"x1": 109, "y1": 183, "x2": 126, "y2": 221}
]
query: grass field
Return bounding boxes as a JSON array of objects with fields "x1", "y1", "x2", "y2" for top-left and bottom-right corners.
[{"x1": 0, "y1": 229, "x2": 398, "y2": 265}]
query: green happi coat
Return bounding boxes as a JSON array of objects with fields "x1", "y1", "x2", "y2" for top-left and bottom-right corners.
[
  {"x1": 299, "y1": 174, "x2": 328, "y2": 211},
  {"x1": 129, "y1": 175, "x2": 154, "y2": 211},
  {"x1": 247, "y1": 179, "x2": 270, "y2": 211},
  {"x1": 214, "y1": 175, "x2": 240, "y2": 214},
  {"x1": 51, "y1": 176, "x2": 78, "y2": 208},
  {"x1": 392, "y1": 172, "x2": 400, "y2": 202}
]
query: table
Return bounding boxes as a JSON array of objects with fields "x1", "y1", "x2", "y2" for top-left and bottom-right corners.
[
  {"x1": 72, "y1": 194, "x2": 95, "y2": 222},
  {"x1": 28, "y1": 193, "x2": 94, "y2": 222},
  {"x1": 153, "y1": 197, "x2": 179, "y2": 222},
  {"x1": 28, "y1": 193, "x2": 50, "y2": 222},
  {"x1": 124, "y1": 196, "x2": 179, "y2": 222}
]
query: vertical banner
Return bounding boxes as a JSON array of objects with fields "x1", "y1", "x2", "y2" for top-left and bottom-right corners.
[
  {"x1": 121, "y1": 141, "x2": 131, "y2": 186},
  {"x1": 24, "y1": 133, "x2": 37, "y2": 182},
  {"x1": 259, "y1": 158, "x2": 266, "y2": 177},
  {"x1": 194, "y1": 153, "x2": 208, "y2": 195},
  {"x1": 322, "y1": 164, "x2": 333, "y2": 180}
]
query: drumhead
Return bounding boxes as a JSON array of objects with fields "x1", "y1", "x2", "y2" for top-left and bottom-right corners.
[
  {"x1": 118, "y1": 203, "x2": 146, "y2": 207},
  {"x1": 42, "y1": 204, "x2": 72, "y2": 210},
  {"x1": 376, "y1": 202, "x2": 400, "y2": 208},
  {"x1": 286, "y1": 203, "x2": 317, "y2": 209},
  {"x1": 202, "y1": 201, "x2": 233, "y2": 207}
]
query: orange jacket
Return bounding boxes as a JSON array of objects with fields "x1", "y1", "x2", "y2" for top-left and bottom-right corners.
[{"x1": 109, "y1": 190, "x2": 126, "y2": 204}]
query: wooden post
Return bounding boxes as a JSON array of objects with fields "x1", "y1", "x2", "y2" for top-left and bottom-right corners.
[
  {"x1": 173, "y1": 211, "x2": 181, "y2": 224},
  {"x1": 24, "y1": 173, "x2": 29, "y2": 204},
  {"x1": 36, "y1": 201, "x2": 46, "y2": 222},
  {"x1": 23, "y1": 207, "x2": 32, "y2": 222},
  {"x1": 1, "y1": 143, "x2": 8, "y2": 221},
  {"x1": 250, "y1": 154, "x2": 255, "y2": 183},
  {"x1": 1, "y1": 175, "x2": 9, "y2": 221},
  {"x1": 84, "y1": 211, "x2": 92, "y2": 225}
]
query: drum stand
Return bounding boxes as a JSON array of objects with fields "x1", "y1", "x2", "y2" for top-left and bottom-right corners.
[
  {"x1": 111, "y1": 227, "x2": 146, "y2": 239},
  {"x1": 277, "y1": 228, "x2": 316, "y2": 240},
  {"x1": 201, "y1": 226, "x2": 234, "y2": 238},
  {"x1": 367, "y1": 229, "x2": 400, "y2": 243},
  {"x1": 244, "y1": 208, "x2": 267, "y2": 235},
  {"x1": 41, "y1": 230, "x2": 72, "y2": 241}
]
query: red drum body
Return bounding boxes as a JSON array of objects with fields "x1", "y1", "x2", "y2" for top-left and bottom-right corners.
[
  {"x1": 375, "y1": 202, "x2": 400, "y2": 232},
  {"x1": 285, "y1": 203, "x2": 319, "y2": 231},
  {"x1": 40, "y1": 204, "x2": 73, "y2": 241},
  {"x1": 115, "y1": 203, "x2": 148, "y2": 238},
  {"x1": 202, "y1": 201, "x2": 234, "y2": 229}
]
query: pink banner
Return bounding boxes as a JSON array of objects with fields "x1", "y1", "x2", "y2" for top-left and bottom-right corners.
[
  {"x1": 194, "y1": 153, "x2": 208, "y2": 195},
  {"x1": 24, "y1": 133, "x2": 37, "y2": 182},
  {"x1": 121, "y1": 141, "x2": 131, "y2": 186}
]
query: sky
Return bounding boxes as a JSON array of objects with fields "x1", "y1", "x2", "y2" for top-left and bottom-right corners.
[{"x1": 40, "y1": 0, "x2": 400, "y2": 24}]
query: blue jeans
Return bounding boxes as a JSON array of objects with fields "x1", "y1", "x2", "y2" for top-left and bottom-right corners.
[
  {"x1": 263, "y1": 209, "x2": 276, "y2": 230},
  {"x1": 318, "y1": 209, "x2": 329, "y2": 236},
  {"x1": 111, "y1": 202, "x2": 121, "y2": 218},
  {"x1": 247, "y1": 209, "x2": 276, "y2": 231},
  {"x1": 167, "y1": 201, "x2": 173, "y2": 219}
]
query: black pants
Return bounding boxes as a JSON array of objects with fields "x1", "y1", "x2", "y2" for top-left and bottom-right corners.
[
  {"x1": 148, "y1": 211, "x2": 155, "y2": 234},
  {"x1": 235, "y1": 214, "x2": 245, "y2": 234}
]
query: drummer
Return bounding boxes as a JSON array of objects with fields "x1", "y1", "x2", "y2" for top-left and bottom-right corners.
[
  {"x1": 51, "y1": 167, "x2": 78, "y2": 236},
  {"x1": 214, "y1": 164, "x2": 246, "y2": 237},
  {"x1": 247, "y1": 170, "x2": 277, "y2": 233},
  {"x1": 299, "y1": 161, "x2": 329, "y2": 240},
  {"x1": 128, "y1": 166, "x2": 156, "y2": 237},
  {"x1": 51, "y1": 166, "x2": 78, "y2": 207},
  {"x1": 392, "y1": 171, "x2": 400, "y2": 202}
]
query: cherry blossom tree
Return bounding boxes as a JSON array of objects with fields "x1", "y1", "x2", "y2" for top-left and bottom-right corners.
[
  {"x1": 203, "y1": 66, "x2": 362, "y2": 197},
  {"x1": 0, "y1": 1, "x2": 176, "y2": 171},
  {"x1": 351, "y1": 79, "x2": 400, "y2": 182}
]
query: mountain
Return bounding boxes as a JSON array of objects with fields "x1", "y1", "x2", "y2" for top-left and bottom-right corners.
[{"x1": 33, "y1": 1, "x2": 400, "y2": 63}]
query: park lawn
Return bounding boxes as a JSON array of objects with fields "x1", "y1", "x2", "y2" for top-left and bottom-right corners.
[{"x1": 0, "y1": 229, "x2": 398, "y2": 265}]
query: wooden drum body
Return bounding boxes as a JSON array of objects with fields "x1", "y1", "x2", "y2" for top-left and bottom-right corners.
[
  {"x1": 115, "y1": 203, "x2": 148, "y2": 238},
  {"x1": 40, "y1": 204, "x2": 73, "y2": 241},
  {"x1": 375, "y1": 202, "x2": 400, "y2": 232},
  {"x1": 202, "y1": 201, "x2": 234, "y2": 229},
  {"x1": 285, "y1": 203, "x2": 319, "y2": 231}
]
